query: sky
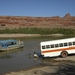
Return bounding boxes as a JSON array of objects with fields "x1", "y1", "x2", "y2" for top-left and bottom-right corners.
[{"x1": 0, "y1": 0, "x2": 75, "y2": 17}]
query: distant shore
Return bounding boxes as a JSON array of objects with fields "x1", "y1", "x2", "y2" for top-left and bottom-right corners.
[{"x1": 0, "y1": 34, "x2": 64, "y2": 38}]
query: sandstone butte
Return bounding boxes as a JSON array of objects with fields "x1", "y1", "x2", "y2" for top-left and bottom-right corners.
[{"x1": 0, "y1": 13, "x2": 75, "y2": 29}]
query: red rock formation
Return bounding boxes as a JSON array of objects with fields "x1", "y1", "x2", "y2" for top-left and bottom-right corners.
[
  {"x1": 0, "y1": 13, "x2": 75, "y2": 29},
  {"x1": 63, "y1": 13, "x2": 71, "y2": 18}
]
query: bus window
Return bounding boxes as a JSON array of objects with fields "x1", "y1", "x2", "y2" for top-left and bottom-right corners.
[
  {"x1": 55, "y1": 44, "x2": 59, "y2": 47},
  {"x1": 42, "y1": 46, "x2": 45, "y2": 49},
  {"x1": 64, "y1": 43, "x2": 68, "y2": 46},
  {"x1": 46, "y1": 45, "x2": 50, "y2": 49},
  {"x1": 73, "y1": 41, "x2": 75, "y2": 45},
  {"x1": 68, "y1": 42, "x2": 72, "y2": 46},
  {"x1": 51, "y1": 44, "x2": 54, "y2": 48},
  {"x1": 59, "y1": 43, "x2": 63, "y2": 47}
]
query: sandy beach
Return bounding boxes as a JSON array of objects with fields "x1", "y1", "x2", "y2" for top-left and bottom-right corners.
[
  {"x1": 0, "y1": 34, "x2": 64, "y2": 38},
  {"x1": 0, "y1": 34, "x2": 41, "y2": 38}
]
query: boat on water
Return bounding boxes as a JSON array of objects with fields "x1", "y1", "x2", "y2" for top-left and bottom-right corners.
[{"x1": 0, "y1": 39, "x2": 24, "y2": 51}]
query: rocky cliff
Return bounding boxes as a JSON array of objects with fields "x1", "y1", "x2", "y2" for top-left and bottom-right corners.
[{"x1": 0, "y1": 13, "x2": 75, "y2": 29}]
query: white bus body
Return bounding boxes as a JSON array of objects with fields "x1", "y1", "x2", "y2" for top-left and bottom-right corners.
[{"x1": 40, "y1": 37, "x2": 75, "y2": 57}]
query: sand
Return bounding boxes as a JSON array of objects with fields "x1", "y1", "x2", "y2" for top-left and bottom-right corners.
[
  {"x1": 0, "y1": 34, "x2": 64, "y2": 38},
  {"x1": 0, "y1": 34, "x2": 41, "y2": 38}
]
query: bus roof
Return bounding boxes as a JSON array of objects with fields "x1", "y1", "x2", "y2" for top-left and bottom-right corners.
[{"x1": 40, "y1": 37, "x2": 75, "y2": 45}]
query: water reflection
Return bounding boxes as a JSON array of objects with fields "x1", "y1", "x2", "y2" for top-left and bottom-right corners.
[{"x1": 0, "y1": 48, "x2": 23, "y2": 59}]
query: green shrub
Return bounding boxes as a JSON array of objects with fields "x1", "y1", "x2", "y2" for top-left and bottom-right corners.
[{"x1": 0, "y1": 27, "x2": 74, "y2": 35}]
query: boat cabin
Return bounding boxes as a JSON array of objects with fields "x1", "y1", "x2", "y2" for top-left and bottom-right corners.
[{"x1": 0, "y1": 39, "x2": 24, "y2": 51}]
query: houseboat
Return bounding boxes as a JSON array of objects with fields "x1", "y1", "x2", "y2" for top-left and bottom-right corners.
[{"x1": 0, "y1": 39, "x2": 24, "y2": 51}]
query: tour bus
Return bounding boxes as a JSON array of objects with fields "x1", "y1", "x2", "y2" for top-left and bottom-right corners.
[{"x1": 40, "y1": 37, "x2": 75, "y2": 58}]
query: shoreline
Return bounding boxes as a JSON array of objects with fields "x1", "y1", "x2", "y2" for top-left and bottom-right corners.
[
  {"x1": 5, "y1": 56, "x2": 75, "y2": 75},
  {"x1": 0, "y1": 34, "x2": 64, "y2": 38}
]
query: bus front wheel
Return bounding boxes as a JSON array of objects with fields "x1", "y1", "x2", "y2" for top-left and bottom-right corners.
[{"x1": 61, "y1": 51, "x2": 68, "y2": 58}]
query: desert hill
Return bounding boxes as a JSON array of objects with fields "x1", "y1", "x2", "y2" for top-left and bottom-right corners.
[{"x1": 0, "y1": 13, "x2": 75, "y2": 29}]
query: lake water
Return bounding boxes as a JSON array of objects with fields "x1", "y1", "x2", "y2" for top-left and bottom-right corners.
[{"x1": 0, "y1": 36, "x2": 74, "y2": 75}]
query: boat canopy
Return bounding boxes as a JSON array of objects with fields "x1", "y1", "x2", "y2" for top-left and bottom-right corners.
[{"x1": 0, "y1": 39, "x2": 17, "y2": 45}]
